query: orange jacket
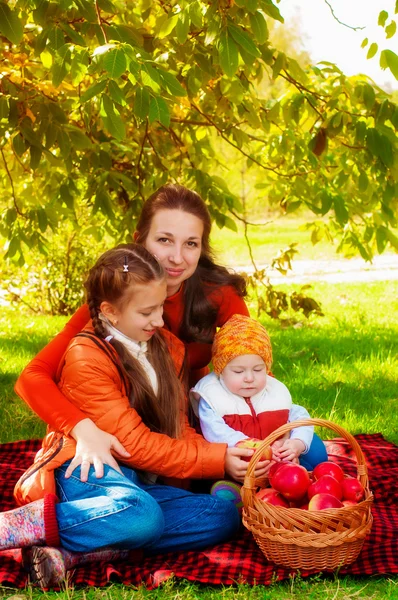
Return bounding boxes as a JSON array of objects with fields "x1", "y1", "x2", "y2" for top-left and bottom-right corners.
[{"x1": 14, "y1": 327, "x2": 227, "y2": 505}]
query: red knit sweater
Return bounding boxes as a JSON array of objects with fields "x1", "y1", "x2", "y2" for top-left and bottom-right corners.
[{"x1": 15, "y1": 284, "x2": 248, "y2": 434}]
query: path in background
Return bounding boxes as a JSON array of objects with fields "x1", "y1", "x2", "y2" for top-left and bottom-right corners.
[{"x1": 239, "y1": 253, "x2": 398, "y2": 284}]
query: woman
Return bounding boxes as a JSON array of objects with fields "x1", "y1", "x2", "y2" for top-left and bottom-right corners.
[{"x1": 15, "y1": 184, "x2": 250, "y2": 479}]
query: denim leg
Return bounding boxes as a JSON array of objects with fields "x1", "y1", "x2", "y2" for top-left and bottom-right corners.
[
  {"x1": 299, "y1": 433, "x2": 328, "y2": 470},
  {"x1": 54, "y1": 463, "x2": 164, "y2": 552},
  {"x1": 139, "y1": 482, "x2": 240, "y2": 554}
]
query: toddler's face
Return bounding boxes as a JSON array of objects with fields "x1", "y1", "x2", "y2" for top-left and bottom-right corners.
[{"x1": 221, "y1": 354, "x2": 267, "y2": 398}]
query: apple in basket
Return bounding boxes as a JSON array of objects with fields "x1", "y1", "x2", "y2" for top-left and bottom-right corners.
[
  {"x1": 256, "y1": 488, "x2": 289, "y2": 508},
  {"x1": 341, "y1": 477, "x2": 365, "y2": 502},
  {"x1": 313, "y1": 461, "x2": 345, "y2": 483},
  {"x1": 308, "y1": 493, "x2": 343, "y2": 511},
  {"x1": 308, "y1": 475, "x2": 343, "y2": 501},
  {"x1": 342, "y1": 500, "x2": 358, "y2": 507},
  {"x1": 236, "y1": 438, "x2": 272, "y2": 462},
  {"x1": 271, "y1": 463, "x2": 311, "y2": 501}
]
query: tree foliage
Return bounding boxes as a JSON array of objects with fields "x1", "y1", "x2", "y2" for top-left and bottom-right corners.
[{"x1": 0, "y1": 0, "x2": 398, "y2": 314}]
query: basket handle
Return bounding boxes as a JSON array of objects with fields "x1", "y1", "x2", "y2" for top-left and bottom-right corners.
[{"x1": 242, "y1": 418, "x2": 369, "y2": 492}]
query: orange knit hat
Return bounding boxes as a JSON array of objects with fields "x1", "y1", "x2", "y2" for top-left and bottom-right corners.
[{"x1": 212, "y1": 314, "x2": 273, "y2": 375}]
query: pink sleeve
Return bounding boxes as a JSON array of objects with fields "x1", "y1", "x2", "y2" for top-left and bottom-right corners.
[{"x1": 14, "y1": 305, "x2": 90, "y2": 434}]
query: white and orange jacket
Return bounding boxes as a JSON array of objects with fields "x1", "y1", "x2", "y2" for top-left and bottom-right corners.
[{"x1": 190, "y1": 373, "x2": 313, "y2": 452}]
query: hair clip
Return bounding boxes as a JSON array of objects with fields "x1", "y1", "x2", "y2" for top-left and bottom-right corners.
[{"x1": 123, "y1": 256, "x2": 129, "y2": 272}]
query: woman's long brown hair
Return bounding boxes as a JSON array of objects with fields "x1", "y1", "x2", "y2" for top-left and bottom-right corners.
[
  {"x1": 135, "y1": 184, "x2": 247, "y2": 343},
  {"x1": 85, "y1": 243, "x2": 182, "y2": 438}
]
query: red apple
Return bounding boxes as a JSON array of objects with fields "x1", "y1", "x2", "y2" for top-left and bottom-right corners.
[
  {"x1": 308, "y1": 493, "x2": 343, "y2": 511},
  {"x1": 308, "y1": 475, "x2": 343, "y2": 501},
  {"x1": 256, "y1": 488, "x2": 289, "y2": 507},
  {"x1": 268, "y1": 461, "x2": 287, "y2": 478},
  {"x1": 236, "y1": 439, "x2": 272, "y2": 462},
  {"x1": 341, "y1": 478, "x2": 365, "y2": 502},
  {"x1": 313, "y1": 461, "x2": 345, "y2": 483},
  {"x1": 271, "y1": 463, "x2": 311, "y2": 501},
  {"x1": 299, "y1": 503, "x2": 309, "y2": 510},
  {"x1": 342, "y1": 499, "x2": 357, "y2": 506}
]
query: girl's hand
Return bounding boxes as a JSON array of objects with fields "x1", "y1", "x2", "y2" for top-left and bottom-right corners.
[
  {"x1": 272, "y1": 438, "x2": 305, "y2": 463},
  {"x1": 224, "y1": 447, "x2": 271, "y2": 483},
  {"x1": 67, "y1": 418, "x2": 131, "y2": 481}
]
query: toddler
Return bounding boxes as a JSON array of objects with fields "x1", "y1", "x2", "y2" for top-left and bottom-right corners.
[{"x1": 190, "y1": 314, "x2": 327, "y2": 497}]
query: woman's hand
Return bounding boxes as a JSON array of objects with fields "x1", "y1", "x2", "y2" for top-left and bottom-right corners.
[
  {"x1": 272, "y1": 438, "x2": 305, "y2": 463},
  {"x1": 67, "y1": 418, "x2": 131, "y2": 481},
  {"x1": 224, "y1": 447, "x2": 271, "y2": 483}
]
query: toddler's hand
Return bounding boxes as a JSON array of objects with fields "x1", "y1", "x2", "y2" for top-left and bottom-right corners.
[{"x1": 272, "y1": 438, "x2": 306, "y2": 463}]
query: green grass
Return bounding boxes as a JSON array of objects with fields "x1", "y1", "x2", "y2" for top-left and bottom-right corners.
[
  {"x1": 0, "y1": 280, "x2": 397, "y2": 598},
  {"x1": 211, "y1": 214, "x2": 340, "y2": 266}
]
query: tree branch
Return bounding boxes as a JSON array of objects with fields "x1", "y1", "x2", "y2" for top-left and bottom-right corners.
[
  {"x1": 95, "y1": 0, "x2": 108, "y2": 42},
  {"x1": 228, "y1": 207, "x2": 273, "y2": 228},
  {"x1": 137, "y1": 121, "x2": 148, "y2": 199},
  {"x1": 323, "y1": 0, "x2": 365, "y2": 31},
  {"x1": 1, "y1": 146, "x2": 25, "y2": 216}
]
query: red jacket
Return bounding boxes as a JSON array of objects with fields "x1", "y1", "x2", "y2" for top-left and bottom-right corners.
[
  {"x1": 14, "y1": 327, "x2": 227, "y2": 506},
  {"x1": 15, "y1": 285, "x2": 248, "y2": 435}
]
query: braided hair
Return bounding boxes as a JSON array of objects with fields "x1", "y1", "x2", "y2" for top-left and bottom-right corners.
[{"x1": 85, "y1": 243, "x2": 183, "y2": 438}]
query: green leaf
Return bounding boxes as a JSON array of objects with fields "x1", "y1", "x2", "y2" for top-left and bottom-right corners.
[
  {"x1": 378, "y1": 10, "x2": 389, "y2": 27},
  {"x1": 176, "y1": 11, "x2": 190, "y2": 44},
  {"x1": 367, "y1": 43, "x2": 378, "y2": 59},
  {"x1": 261, "y1": 0, "x2": 284, "y2": 23},
  {"x1": 149, "y1": 96, "x2": 170, "y2": 127},
  {"x1": 376, "y1": 227, "x2": 387, "y2": 253},
  {"x1": 94, "y1": 189, "x2": 114, "y2": 219},
  {"x1": 249, "y1": 11, "x2": 268, "y2": 44},
  {"x1": 159, "y1": 70, "x2": 187, "y2": 96},
  {"x1": 106, "y1": 25, "x2": 143, "y2": 47},
  {"x1": 104, "y1": 47, "x2": 127, "y2": 78},
  {"x1": 6, "y1": 236, "x2": 20, "y2": 259},
  {"x1": 189, "y1": 1, "x2": 203, "y2": 28},
  {"x1": 228, "y1": 23, "x2": 261, "y2": 57},
  {"x1": 141, "y1": 63, "x2": 161, "y2": 93},
  {"x1": 30, "y1": 146, "x2": 42, "y2": 170},
  {"x1": 385, "y1": 20, "x2": 397, "y2": 38},
  {"x1": 0, "y1": 2, "x2": 23, "y2": 45},
  {"x1": 47, "y1": 26, "x2": 66, "y2": 53},
  {"x1": 358, "y1": 171, "x2": 368, "y2": 192},
  {"x1": 361, "y1": 37, "x2": 368, "y2": 48},
  {"x1": 57, "y1": 128, "x2": 71, "y2": 159},
  {"x1": 60, "y1": 23, "x2": 86, "y2": 46},
  {"x1": 0, "y1": 97, "x2": 9, "y2": 119},
  {"x1": 12, "y1": 133, "x2": 27, "y2": 156},
  {"x1": 134, "y1": 86, "x2": 150, "y2": 120},
  {"x1": 20, "y1": 119, "x2": 42, "y2": 148},
  {"x1": 333, "y1": 195, "x2": 349, "y2": 225},
  {"x1": 68, "y1": 128, "x2": 93, "y2": 149},
  {"x1": 37, "y1": 209, "x2": 48, "y2": 233},
  {"x1": 48, "y1": 103, "x2": 68, "y2": 124},
  {"x1": 218, "y1": 30, "x2": 239, "y2": 77},
  {"x1": 272, "y1": 51, "x2": 286, "y2": 79},
  {"x1": 102, "y1": 94, "x2": 126, "y2": 140},
  {"x1": 108, "y1": 80, "x2": 126, "y2": 105},
  {"x1": 363, "y1": 83, "x2": 375, "y2": 109},
  {"x1": 80, "y1": 79, "x2": 107, "y2": 103},
  {"x1": 380, "y1": 49, "x2": 398, "y2": 80},
  {"x1": 158, "y1": 14, "x2": 179, "y2": 38},
  {"x1": 52, "y1": 44, "x2": 72, "y2": 87}
]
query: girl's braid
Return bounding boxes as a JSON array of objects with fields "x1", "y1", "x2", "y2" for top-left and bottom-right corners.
[{"x1": 88, "y1": 296, "x2": 107, "y2": 339}]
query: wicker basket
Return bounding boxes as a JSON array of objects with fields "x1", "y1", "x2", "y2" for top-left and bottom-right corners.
[{"x1": 241, "y1": 418, "x2": 373, "y2": 571}]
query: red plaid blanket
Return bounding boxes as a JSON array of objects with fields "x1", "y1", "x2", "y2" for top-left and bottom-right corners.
[{"x1": 0, "y1": 433, "x2": 397, "y2": 588}]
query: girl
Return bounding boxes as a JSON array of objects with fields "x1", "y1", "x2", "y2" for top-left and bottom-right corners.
[
  {"x1": 15, "y1": 184, "x2": 250, "y2": 480},
  {"x1": 6, "y1": 245, "x2": 259, "y2": 586}
]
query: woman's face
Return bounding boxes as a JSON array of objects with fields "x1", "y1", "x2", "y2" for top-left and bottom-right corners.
[{"x1": 142, "y1": 209, "x2": 204, "y2": 296}]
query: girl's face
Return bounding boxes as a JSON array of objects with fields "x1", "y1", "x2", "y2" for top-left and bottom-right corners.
[
  {"x1": 221, "y1": 354, "x2": 267, "y2": 398},
  {"x1": 142, "y1": 209, "x2": 203, "y2": 296},
  {"x1": 102, "y1": 279, "x2": 167, "y2": 342}
]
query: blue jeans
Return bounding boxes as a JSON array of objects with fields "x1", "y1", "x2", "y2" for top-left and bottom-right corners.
[
  {"x1": 54, "y1": 463, "x2": 240, "y2": 553},
  {"x1": 299, "y1": 433, "x2": 328, "y2": 470}
]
